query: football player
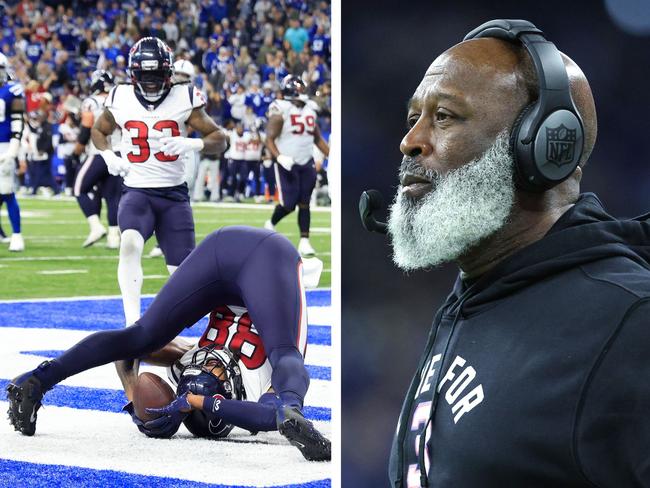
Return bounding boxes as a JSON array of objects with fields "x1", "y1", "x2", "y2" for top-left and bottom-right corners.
[
  {"x1": 263, "y1": 75, "x2": 329, "y2": 257},
  {"x1": 0, "y1": 53, "x2": 25, "y2": 252},
  {"x1": 227, "y1": 122, "x2": 250, "y2": 202},
  {"x1": 73, "y1": 70, "x2": 122, "y2": 249},
  {"x1": 7, "y1": 226, "x2": 330, "y2": 462},
  {"x1": 91, "y1": 37, "x2": 226, "y2": 399},
  {"x1": 244, "y1": 130, "x2": 265, "y2": 202}
]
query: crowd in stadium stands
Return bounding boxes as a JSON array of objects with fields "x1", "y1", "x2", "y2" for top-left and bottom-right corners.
[{"x1": 0, "y1": 0, "x2": 331, "y2": 202}]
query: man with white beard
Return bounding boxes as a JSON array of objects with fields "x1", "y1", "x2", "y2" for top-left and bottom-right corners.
[{"x1": 383, "y1": 20, "x2": 650, "y2": 488}]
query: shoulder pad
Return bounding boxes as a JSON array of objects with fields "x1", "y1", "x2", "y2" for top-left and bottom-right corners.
[{"x1": 268, "y1": 99, "x2": 287, "y2": 116}]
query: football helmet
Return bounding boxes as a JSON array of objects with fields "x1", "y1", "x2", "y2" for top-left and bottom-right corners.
[
  {"x1": 0, "y1": 53, "x2": 9, "y2": 85},
  {"x1": 176, "y1": 346, "x2": 245, "y2": 439},
  {"x1": 90, "y1": 69, "x2": 114, "y2": 94},
  {"x1": 281, "y1": 74, "x2": 307, "y2": 102},
  {"x1": 172, "y1": 59, "x2": 194, "y2": 83},
  {"x1": 128, "y1": 37, "x2": 173, "y2": 102}
]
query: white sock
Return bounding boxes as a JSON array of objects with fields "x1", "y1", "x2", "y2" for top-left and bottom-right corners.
[
  {"x1": 87, "y1": 214, "x2": 104, "y2": 232},
  {"x1": 167, "y1": 264, "x2": 178, "y2": 275},
  {"x1": 108, "y1": 226, "x2": 120, "y2": 237},
  {"x1": 118, "y1": 229, "x2": 145, "y2": 326}
]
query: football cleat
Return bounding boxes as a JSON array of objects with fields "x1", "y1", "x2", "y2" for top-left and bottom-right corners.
[
  {"x1": 298, "y1": 238, "x2": 315, "y2": 257},
  {"x1": 264, "y1": 220, "x2": 275, "y2": 231},
  {"x1": 277, "y1": 406, "x2": 331, "y2": 461},
  {"x1": 83, "y1": 226, "x2": 106, "y2": 248},
  {"x1": 8, "y1": 233, "x2": 24, "y2": 252},
  {"x1": 6, "y1": 368, "x2": 47, "y2": 436}
]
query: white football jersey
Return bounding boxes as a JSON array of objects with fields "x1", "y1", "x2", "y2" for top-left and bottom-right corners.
[
  {"x1": 105, "y1": 83, "x2": 205, "y2": 188},
  {"x1": 226, "y1": 130, "x2": 250, "y2": 160},
  {"x1": 168, "y1": 305, "x2": 284, "y2": 402},
  {"x1": 244, "y1": 133, "x2": 264, "y2": 161},
  {"x1": 269, "y1": 99, "x2": 319, "y2": 165},
  {"x1": 81, "y1": 93, "x2": 120, "y2": 155}
]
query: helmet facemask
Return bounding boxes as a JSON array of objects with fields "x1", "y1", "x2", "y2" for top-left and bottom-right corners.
[
  {"x1": 131, "y1": 67, "x2": 172, "y2": 102},
  {"x1": 176, "y1": 346, "x2": 245, "y2": 439}
]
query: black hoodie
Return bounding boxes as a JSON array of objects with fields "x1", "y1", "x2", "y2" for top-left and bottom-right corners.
[{"x1": 388, "y1": 193, "x2": 650, "y2": 488}]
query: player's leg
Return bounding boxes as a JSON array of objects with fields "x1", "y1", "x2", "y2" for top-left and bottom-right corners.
[
  {"x1": 238, "y1": 233, "x2": 309, "y2": 405},
  {"x1": 235, "y1": 159, "x2": 248, "y2": 201},
  {"x1": 102, "y1": 172, "x2": 122, "y2": 249},
  {"x1": 236, "y1": 231, "x2": 329, "y2": 459},
  {"x1": 251, "y1": 161, "x2": 263, "y2": 201},
  {"x1": 117, "y1": 190, "x2": 155, "y2": 326},
  {"x1": 263, "y1": 162, "x2": 276, "y2": 203},
  {"x1": 0, "y1": 154, "x2": 24, "y2": 251},
  {"x1": 4, "y1": 193, "x2": 24, "y2": 252},
  {"x1": 265, "y1": 163, "x2": 298, "y2": 230},
  {"x1": 115, "y1": 190, "x2": 155, "y2": 398},
  {"x1": 6, "y1": 231, "x2": 231, "y2": 436},
  {"x1": 296, "y1": 160, "x2": 318, "y2": 257},
  {"x1": 153, "y1": 195, "x2": 195, "y2": 274},
  {"x1": 192, "y1": 158, "x2": 208, "y2": 201},
  {"x1": 208, "y1": 159, "x2": 221, "y2": 202},
  {"x1": 74, "y1": 155, "x2": 106, "y2": 247}
]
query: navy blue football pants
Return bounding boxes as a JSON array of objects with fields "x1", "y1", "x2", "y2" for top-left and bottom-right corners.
[{"x1": 35, "y1": 227, "x2": 310, "y2": 411}]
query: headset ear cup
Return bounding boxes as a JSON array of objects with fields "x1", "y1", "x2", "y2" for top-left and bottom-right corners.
[
  {"x1": 509, "y1": 103, "x2": 535, "y2": 161},
  {"x1": 509, "y1": 103, "x2": 536, "y2": 189}
]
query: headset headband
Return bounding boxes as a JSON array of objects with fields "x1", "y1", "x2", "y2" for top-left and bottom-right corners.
[{"x1": 464, "y1": 19, "x2": 577, "y2": 144}]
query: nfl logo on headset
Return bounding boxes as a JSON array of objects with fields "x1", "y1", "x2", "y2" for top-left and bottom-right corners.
[{"x1": 545, "y1": 124, "x2": 576, "y2": 166}]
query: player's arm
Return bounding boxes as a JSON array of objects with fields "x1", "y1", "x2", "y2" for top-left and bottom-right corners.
[
  {"x1": 73, "y1": 109, "x2": 95, "y2": 156},
  {"x1": 149, "y1": 390, "x2": 281, "y2": 433},
  {"x1": 313, "y1": 123, "x2": 330, "y2": 158},
  {"x1": 186, "y1": 106, "x2": 227, "y2": 155},
  {"x1": 159, "y1": 107, "x2": 227, "y2": 157},
  {"x1": 140, "y1": 338, "x2": 193, "y2": 366},
  {"x1": 1, "y1": 97, "x2": 25, "y2": 164},
  {"x1": 92, "y1": 109, "x2": 130, "y2": 176},
  {"x1": 264, "y1": 113, "x2": 283, "y2": 159},
  {"x1": 91, "y1": 108, "x2": 117, "y2": 151}
]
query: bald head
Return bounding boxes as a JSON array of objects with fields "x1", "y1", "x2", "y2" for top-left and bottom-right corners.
[{"x1": 441, "y1": 38, "x2": 597, "y2": 167}]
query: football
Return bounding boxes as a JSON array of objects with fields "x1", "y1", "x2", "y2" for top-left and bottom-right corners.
[{"x1": 132, "y1": 372, "x2": 176, "y2": 422}]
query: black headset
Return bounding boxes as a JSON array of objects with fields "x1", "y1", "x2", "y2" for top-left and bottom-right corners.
[
  {"x1": 464, "y1": 19, "x2": 584, "y2": 193},
  {"x1": 360, "y1": 19, "x2": 585, "y2": 231}
]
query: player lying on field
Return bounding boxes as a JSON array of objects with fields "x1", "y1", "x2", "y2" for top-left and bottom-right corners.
[{"x1": 6, "y1": 226, "x2": 330, "y2": 462}]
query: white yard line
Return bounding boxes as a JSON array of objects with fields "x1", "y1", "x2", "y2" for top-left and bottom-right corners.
[
  {"x1": 36, "y1": 269, "x2": 88, "y2": 275},
  {"x1": 0, "y1": 288, "x2": 331, "y2": 303}
]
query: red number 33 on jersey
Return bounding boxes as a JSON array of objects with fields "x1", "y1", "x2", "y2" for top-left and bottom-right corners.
[{"x1": 124, "y1": 119, "x2": 180, "y2": 163}]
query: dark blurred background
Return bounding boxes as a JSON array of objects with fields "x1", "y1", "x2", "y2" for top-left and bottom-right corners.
[{"x1": 342, "y1": 0, "x2": 650, "y2": 485}]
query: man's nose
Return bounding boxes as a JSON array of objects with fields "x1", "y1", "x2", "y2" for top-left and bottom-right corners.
[{"x1": 400, "y1": 121, "x2": 433, "y2": 158}]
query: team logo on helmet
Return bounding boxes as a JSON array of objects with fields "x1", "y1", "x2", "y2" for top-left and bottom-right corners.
[
  {"x1": 545, "y1": 124, "x2": 577, "y2": 166},
  {"x1": 128, "y1": 37, "x2": 174, "y2": 102}
]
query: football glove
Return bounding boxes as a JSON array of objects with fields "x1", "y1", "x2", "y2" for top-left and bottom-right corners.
[
  {"x1": 100, "y1": 150, "x2": 130, "y2": 177},
  {"x1": 142, "y1": 392, "x2": 191, "y2": 438},
  {"x1": 276, "y1": 154, "x2": 294, "y2": 171},
  {"x1": 159, "y1": 136, "x2": 204, "y2": 156},
  {"x1": 122, "y1": 401, "x2": 180, "y2": 439}
]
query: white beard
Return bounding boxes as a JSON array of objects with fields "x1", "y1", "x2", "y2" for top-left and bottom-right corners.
[{"x1": 387, "y1": 131, "x2": 515, "y2": 271}]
